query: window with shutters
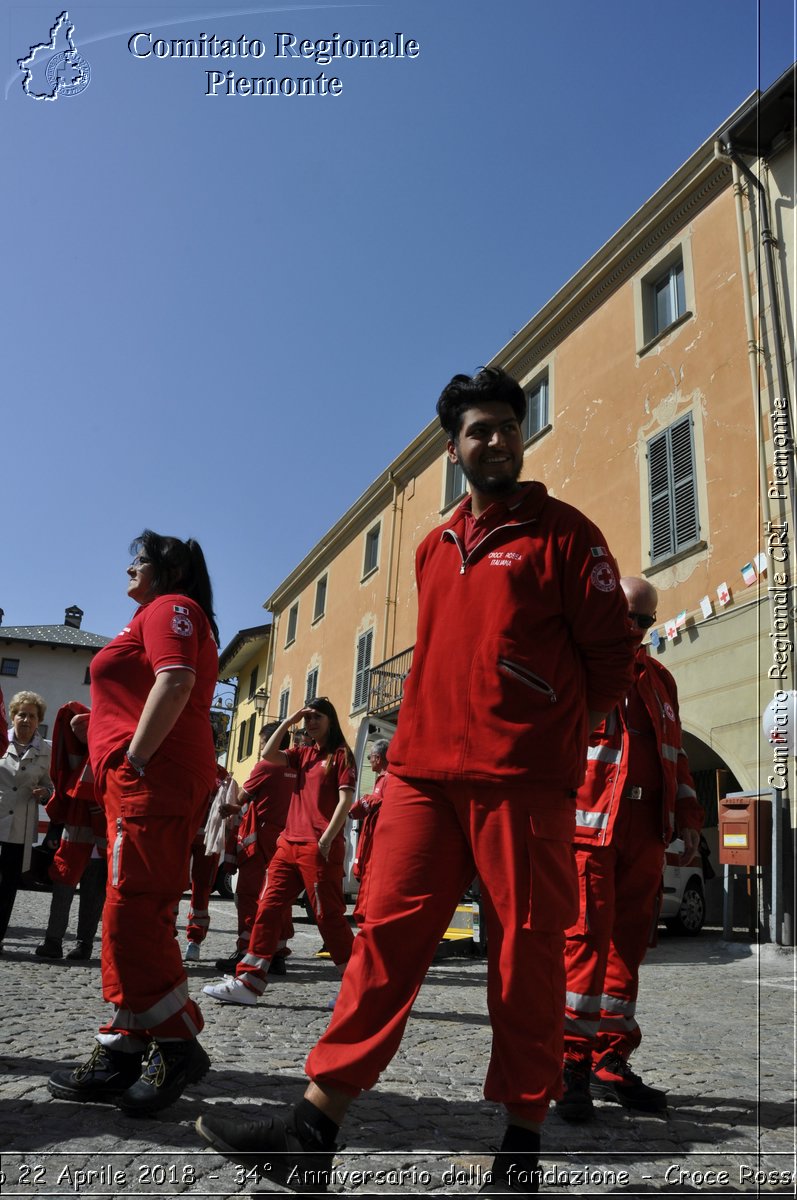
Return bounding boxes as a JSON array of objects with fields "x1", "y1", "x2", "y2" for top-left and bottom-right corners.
[
  {"x1": 247, "y1": 666, "x2": 259, "y2": 699},
  {"x1": 305, "y1": 667, "x2": 319, "y2": 703},
  {"x1": 523, "y1": 373, "x2": 550, "y2": 442},
  {"x1": 635, "y1": 244, "x2": 694, "y2": 353},
  {"x1": 444, "y1": 458, "x2": 466, "y2": 509},
  {"x1": 313, "y1": 575, "x2": 327, "y2": 622},
  {"x1": 278, "y1": 688, "x2": 290, "y2": 721},
  {"x1": 352, "y1": 628, "x2": 374, "y2": 712},
  {"x1": 285, "y1": 602, "x2": 298, "y2": 647},
  {"x1": 363, "y1": 523, "x2": 380, "y2": 578},
  {"x1": 236, "y1": 720, "x2": 247, "y2": 762},
  {"x1": 647, "y1": 414, "x2": 700, "y2": 564},
  {"x1": 246, "y1": 714, "x2": 257, "y2": 757},
  {"x1": 650, "y1": 259, "x2": 686, "y2": 337}
]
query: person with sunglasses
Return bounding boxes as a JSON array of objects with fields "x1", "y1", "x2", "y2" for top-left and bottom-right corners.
[
  {"x1": 558, "y1": 575, "x2": 703, "y2": 1123},
  {"x1": 48, "y1": 531, "x2": 219, "y2": 1115}
]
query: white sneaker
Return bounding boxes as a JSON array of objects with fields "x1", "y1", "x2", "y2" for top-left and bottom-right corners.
[
  {"x1": 184, "y1": 942, "x2": 201, "y2": 963},
  {"x1": 202, "y1": 977, "x2": 258, "y2": 1005}
]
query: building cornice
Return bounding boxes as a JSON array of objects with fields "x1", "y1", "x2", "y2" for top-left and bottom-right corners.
[
  {"x1": 492, "y1": 98, "x2": 757, "y2": 379},
  {"x1": 218, "y1": 623, "x2": 271, "y2": 678}
]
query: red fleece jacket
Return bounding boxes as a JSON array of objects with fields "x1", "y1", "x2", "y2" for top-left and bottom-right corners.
[{"x1": 388, "y1": 482, "x2": 635, "y2": 787}]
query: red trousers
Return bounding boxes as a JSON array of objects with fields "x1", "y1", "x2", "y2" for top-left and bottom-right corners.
[
  {"x1": 351, "y1": 805, "x2": 381, "y2": 927},
  {"x1": 235, "y1": 826, "x2": 294, "y2": 957},
  {"x1": 237, "y1": 836, "x2": 352, "y2": 995},
  {"x1": 306, "y1": 776, "x2": 578, "y2": 1124},
  {"x1": 563, "y1": 796, "x2": 664, "y2": 1064},
  {"x1": 98, "y1": 755, "x2": 210, "y2": 1043},
  {"x1": 186, "y1": 830, "x2": 219, "y2": 944}
]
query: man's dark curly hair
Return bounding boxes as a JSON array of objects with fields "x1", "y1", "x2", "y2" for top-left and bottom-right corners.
[{"x1": 436, "y1": 366, "x2": 526, "y2": 440}]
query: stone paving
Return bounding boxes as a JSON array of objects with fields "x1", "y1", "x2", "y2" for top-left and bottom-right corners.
[{"x1": 0, "y1": 887, "x2": 794, "y2": 1198}]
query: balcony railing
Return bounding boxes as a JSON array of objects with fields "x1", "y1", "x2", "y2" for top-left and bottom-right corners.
[{"x1": 368, "y1": 645, "x2": 414, "y2": 718}]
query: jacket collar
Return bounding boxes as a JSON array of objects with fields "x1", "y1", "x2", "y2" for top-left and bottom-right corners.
[
  {"x1": 441, "y1": 480, "x2": 549, "y2": 538},
  {"x1": 8, "y1": 730, "x2": 42, "y2": 756}
]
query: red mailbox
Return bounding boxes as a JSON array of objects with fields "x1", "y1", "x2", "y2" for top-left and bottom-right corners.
[{"x1": 718, "y1": 793, "x2": 772, "y2": 867}]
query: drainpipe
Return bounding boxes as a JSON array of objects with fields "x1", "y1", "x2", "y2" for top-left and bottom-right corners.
[
  {"x1": 382, "y1": 472, "x2": 402, "y2": 661},
  {"x1": 718, "y1": 139, "x2": 796, "y2": 524},
  {"x1": 713, "y1": 143, "x2": 772, "y2": 526},
  {"x1": 263, "y1": 614, "x2": 278, "y2": 720}
]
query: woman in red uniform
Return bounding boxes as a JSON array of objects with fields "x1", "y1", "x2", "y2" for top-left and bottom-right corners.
[
  {"x1": 48, "y1": 531, "x2": 219, "y2": 1114},
  {"x1": 203, "y1": 696, "x2": 355, "y2": 1004}
]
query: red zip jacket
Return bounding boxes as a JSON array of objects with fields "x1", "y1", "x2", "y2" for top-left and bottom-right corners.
[
  {"x1": 47, "y1": 701, "x2": 106, "y2": 887},
  {"x1": 388, "y1": 482, "x2": 635, "y2": 787},
  {"x1": 574, "y1": 646, "x2": 704, "y2": 845}
]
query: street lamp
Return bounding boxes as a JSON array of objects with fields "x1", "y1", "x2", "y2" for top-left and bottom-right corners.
[{"x1": 253, "y1": 687, "x2": 270, "y2": 717}]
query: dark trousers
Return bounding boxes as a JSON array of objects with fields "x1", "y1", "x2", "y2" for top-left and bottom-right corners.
[
  {"x1": 45, "y1": 857, "x2": 107, "y2": 947},
  {"x1": 0, "y1": 842, "x2": 26, "y2": 942}
]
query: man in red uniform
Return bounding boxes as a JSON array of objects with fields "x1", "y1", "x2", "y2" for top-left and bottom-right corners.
[
  {"x1": 348, "y1": 738, "x2": 389, "y2": 926},
  {"x1": 213, "y1": 723, "x2": 296, "y2": 973},
  {"x1": 196, "y1": 367, "x2": 634, "y2": 1193},
  {"x1": 557, "y1": 576, "x2": 703, "y2": 1122}
]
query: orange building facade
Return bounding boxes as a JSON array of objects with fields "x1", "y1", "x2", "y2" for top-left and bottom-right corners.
[{"x1": 227, "y1": 70, "x2": 795, "y2": 931}]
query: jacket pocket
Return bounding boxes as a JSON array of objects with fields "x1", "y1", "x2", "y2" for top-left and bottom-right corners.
[
  {"x1": 498, "y1": 658, "x2": 557, "y2": 703},
  {"x1": 565, "y1": 850, "x2": 590, "y2": 936}
]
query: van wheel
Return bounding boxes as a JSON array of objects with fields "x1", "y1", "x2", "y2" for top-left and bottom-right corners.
[
  {"x1": 215, "y1": 866, "x2": 237, "y2": 899},
  {"x1": 666, "y1": 877, "x2": 705, "y2": 936}
]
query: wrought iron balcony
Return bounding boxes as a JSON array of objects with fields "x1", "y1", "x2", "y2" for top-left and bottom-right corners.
[{"x1": 368, "y1": 645, "x2": 414, "y2": 718}]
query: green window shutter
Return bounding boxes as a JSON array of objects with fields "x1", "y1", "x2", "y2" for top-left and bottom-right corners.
[
  {"x1": 354, "y1": 629, "x2": 373, "y2": 710},
  {"x1": 648, "y1": 414, "x2": 699, "y2": 563}
]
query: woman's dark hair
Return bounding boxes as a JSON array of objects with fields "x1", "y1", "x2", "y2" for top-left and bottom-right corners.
[
  {"x1": 130, "y1": 530, "x2": 219, "y2": 644},
  {"x1": 307, "y1": 696, "x2": 355, "y2": 775},
  {"x1": 436, "y1": 366, "x2": 526, "y2": 440}
]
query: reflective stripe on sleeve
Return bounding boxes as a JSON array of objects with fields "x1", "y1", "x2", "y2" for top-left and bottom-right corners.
[
  {"x1": 576, "y1": 810, "x2": 609, "y2": 830},
  {"x1": 586, "y1": 745, "x2": 623, "y2": 764}
]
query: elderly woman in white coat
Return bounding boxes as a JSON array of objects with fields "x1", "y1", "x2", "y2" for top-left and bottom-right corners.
[{"x1": 0, "y1": 690, "x2": 53, "y2": 952}]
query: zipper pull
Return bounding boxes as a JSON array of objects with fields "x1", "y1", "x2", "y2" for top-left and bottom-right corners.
[{"x1": 460, "y1": 562, "x2": 466, "y2": 575}]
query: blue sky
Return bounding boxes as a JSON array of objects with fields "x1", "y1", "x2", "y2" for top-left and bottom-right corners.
[{"x1": 3, "y1": 1, "x2": 795, "y2": 649}]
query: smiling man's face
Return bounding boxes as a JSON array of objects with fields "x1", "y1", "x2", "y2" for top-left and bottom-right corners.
[{"x1": 448, "y1": 401, "x2": 524, "y2": 507}]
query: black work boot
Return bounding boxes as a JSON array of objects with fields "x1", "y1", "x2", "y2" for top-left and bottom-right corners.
[
  {"x1": 555, "y1": 1057, "x2": 594, "y2": 1123},
  {"x1": 118, "y1": 1039, "x2": 211, "y2": 1115},
  {"x1": 66, "y1": 941, "x2": 92, "y2": 961},
  {"x1": 214, "y1": 948, "x2": 244, "y2": 972},
  {"x1": 480, "y1": 1127, "x2": 541, "y2": 1195},
  {"x1": 48, "y1": 1043, "x2": 143, "y2": 1103},
  {"x1": 591, "y1": 1051, "x2": 667, "y2": 1112},
  {"x1": 35, "y1": 938, "x2": 63, "y2": 960},
  {"x1": 196, "y1": 1099, "x2": 337, "y2": 1194}
]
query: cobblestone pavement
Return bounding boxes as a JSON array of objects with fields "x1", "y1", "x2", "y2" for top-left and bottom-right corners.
[{"x1": 0, "y1": 888, "x2": 794, "y2": 1198}]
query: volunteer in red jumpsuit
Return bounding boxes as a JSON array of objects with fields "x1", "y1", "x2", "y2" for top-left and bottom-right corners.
[
  {"x1": 203, "y1": 696, "x2": 355, "y2": 1005},
  {"x1": 196, "y1": 366, "x2": 634, "y2": 1194},
  {"x1": 48, "y1": 530, "x2": 219, "y2": 1115},
  {"x1": 557, "y1": 576, "x2": 703, "y2": 1121},
  {"x1": 213, "y1": 722, "x2": 296, "y2": 974},
  {"x1": 348, "y1": 738, "x2": 389, "y2": 927}
]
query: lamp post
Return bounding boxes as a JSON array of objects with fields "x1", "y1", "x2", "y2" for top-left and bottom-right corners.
[{"x1": 253, "y1": 687, "x2": 270, "y2": 718}]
